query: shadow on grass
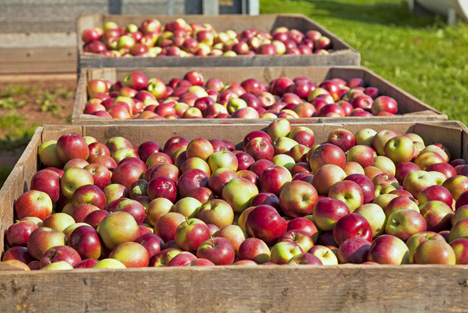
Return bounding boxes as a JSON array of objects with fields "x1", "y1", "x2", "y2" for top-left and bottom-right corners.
[{"x1": 304, "y1": 0, "x2": 438, "y2": 28}]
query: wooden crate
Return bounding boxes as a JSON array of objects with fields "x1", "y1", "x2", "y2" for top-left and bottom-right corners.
[
  {"x1": 1, "y1": 121, "x2": 468, "y2": 312},
  {"x1": 0, "y1": 0, "x2": 185, "y2": 75},
  {"x1": 72, "y1": 66, "x2": 447, "y2": 125},
  {"x1": 77, "y1": 14, "x2": 361, "y2": 71}
]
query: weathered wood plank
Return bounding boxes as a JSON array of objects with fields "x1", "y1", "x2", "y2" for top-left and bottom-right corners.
[{"x1": 0, "y1": 265, "x2": 467, "y2": 313}]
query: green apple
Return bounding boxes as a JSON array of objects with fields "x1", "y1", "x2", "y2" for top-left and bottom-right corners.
[
  {"x1": 61, "y1": 168, "x2": 94, "y2": 199},
  {"x1": 222, "y1": 177, "x2": 259, "y2": 214},
  {"x1": 38, "y1": 140, "x2": 64, "y2": 168},
  {"x1": 93, "y1": 258, "x2": 126, "y2": 269},
  {"x1": 173, "y1": 197, "x2": 202, "y2": 219},
  {"x1": 98, "y1": 211, "x2": 140, "y2": 250},
  {"x1": 354, "y1": 203, "x2": 386, "y2": 238}
]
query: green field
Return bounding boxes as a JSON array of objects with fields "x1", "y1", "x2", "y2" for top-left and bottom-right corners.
[{"x1": 260, "y1": 0, "x2": 468, "y2": 123}]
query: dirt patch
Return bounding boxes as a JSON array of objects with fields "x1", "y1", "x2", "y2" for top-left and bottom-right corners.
[{"x1": 0, "y1": 74, "x2": 77, "y2": 184}]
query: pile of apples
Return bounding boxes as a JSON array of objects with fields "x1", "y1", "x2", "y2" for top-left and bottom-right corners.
[
  {"x1": 81, "y1": 18, "x2": 334, "y2": 58},
  {"x1": 4, "y1": 118, "x2": 468, "y2": 271},
  {"x1": 85, "y1": 70, "x2": 398, "y2": 119}
]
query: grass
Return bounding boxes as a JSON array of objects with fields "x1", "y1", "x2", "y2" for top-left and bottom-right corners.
[{"x1": 260, "y1": 0, "x2": 468, "y2": 124}]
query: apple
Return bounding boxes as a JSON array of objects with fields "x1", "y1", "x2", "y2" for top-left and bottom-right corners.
[
  {"x1": 414, "y1": 151, "x2": 445, "y2": 170},
  {"x1": 122, "y1": 71, "x2": 148, "y2": 90},
  {"x1": 346, "y1": 145, "x2": 375, "y2": 169},
  {"x1": 197, "y1": 199, "x2": 234, "y2": 229},
  {"x1": 207, "y1": 168, "x2": 237, "y2": 197},
  {"x1": 308, "y1": 245, "x2": 339, "y2": 265},
  {"x1": 385, "y1": 209, "x2": 427, "y2": 241},
  {"x1": 449, "y1": 219, "x2": 468, "y2": 242},
  {"x1": 39, "y1": 245, "x2": 81, "y2": 268},
  {"x1": 238, "y1": 238, "x2": 271, "y2": 264},
  {"x1": 93, "y1": 258, "x2": 126, "y2": 269},
  {"x1": 372, "y1": 129, "x2": 399, "y2": 156},
  {"x1": 2, "y1": 246, "x2": 33, "y2": 264},
  {"x1": 61, "y1": 167, "x2": 94, "y2": 199},
  {"x1": 244, "y1": 137, "x2": 274, "y2": 161},
  {"x1": 403, "y1": 170, "x2": 437, "y2": 198},
  {"x1": 207, "y1": 150, "x2": 238, "y2": 173},
  {"x1": 278, "y1": 229, "x2": 314, "y2": 253},
  {"x1": 98, "y1": 211, "x2": 140, "y2": 250},
  {"x1": 354, "y1": 128, "x2": 377, "y2": 147},
  {"x1": 266, "y1": 119, "x2": 291, "y2": 141},
  {"x1": 185, "y1": 138, "x2": 214, "y2": 161},
  {"x1": 395, "y1": 162, "x2": 420, "y2": 185},
  {"x1": 413, "y1": 240, "x2": 456, "y2": 264},
  {"x1": 175, "y1": 218, "x2": 211, "y2": 252},
  {"x1": 353, "y1": 202, "x2": 386, "y2": 237},
  {"x1": 71, "y1": 204, "x2": 99, "y2": 223},
  {"x1": 288, "y1": 253, "x2": 323, "y2": 265},
  {"x1": 367, "y1": 235, "x2": 410, "y2": 264},
  {"x1": 109, "y1": 242, "x2": 149, "y2": 268},
  {"x1": 27, "y1": 227, "x2": 67, "y2": 260},
  {"x1": 344, "y1": 173, "x2": 375, "y2": 204},
  {"x1": 42, "y1": 213, "x2": 75, "y2": 232},
  {"x1": 30, "y1": 169, "x2": 61, "y2": 203},
  {"x1": 103, "y1": 183, "x2": 129, "y2": 206},
  {"x1": 373, "y1": 155, "x2": 396, "y2": 176},
  {"x1": 137, "y1": 141, "x2": 161, "y2": 163},
  {"x1": 147, "y1": 176, "x2": 177, "y2": 202},
  {"x1": 406, "y1": 231, "x2": 446, "y2": 262},
  {"x1": 172, "y1": 197, "x2": 202, "y2": 219},
  {"x1": 270, "y1": 241, "x2": 303, "y2": 264},
  {"x1": 196, "y1": 237, "x2": 235, "y2": 265},
  {"x1": 14, "y1": 190, "x2": 53, "y2": 221},
  {"x1": 327, "y1": 128, "x2": 355, "y2": 152},
  {"x1": 40, "y1": 261, "x2": 74, "y2": 270},
  {"x1": 5, "y1": 220, "x2": 39, "y2": 247},
  {"x1": 154, "y1": 212, "x2": 186, "y2": 242},
  {"x1": 134, "y1": 233, "x2": 163, "y2": 259},
  {"x1": 313, "y1": 197, "x2": 349, "y2": 232},
  {"x1": 383, "y1": 136, "x2": 415, "y2": 164},
  {"x1": 68, "y1": 225, "x2": 102, "y2": 260},
  {"x1": 177, "y1": 169, "x2": 210, "y2": 198},
  {"x1": 279, "y1": 180, "x2": 318, "y2": 218},
  {"x1": 260, "y1": 165, "x2": 292, "y2": 196},
  {"x1": 333, "y1": 213, "x2": 372, "y2": 245},
  {"x1": 451, "y1": 205, "x2": 468, "y2": 226},
  {"x1": 328, "y1": 180, "x2": 364, "y2": 212},
  {"x1": 308, "y1": 143, "x2": 346, "y2": 173},
  {"x1": 56, "y1": 133, "x2": 90, "y2": 164},
  {"x1": 312, "y1": 164, "x2": 347, "y2": 195},
  {"x1": 71, "y1": 184, "x2": 106, "y2": 210},
  {"x1": 83, "y1": 164, "x2": 111, "y2": 190},
  {"x1": 419, "y1": 200, "x2": 453, "y2": 232},
  {"x1": 245, "y1": 204, "x2": 287, "y2": 245},
  {"x1": 383, "y1": 196, "x2": 419, "y2": 218},
  {"x1": 337, "y1": 237, "x2": 371, "y2": 264},
  {"x1": 443, "y1": 175, "x2": 468, "y2": 201},
  {"x1": 38, "y1": 140, "x2": 64, "y2": 168},
  {"x1": 115, "y1": 199, "x2": 146, "y2": 224},
  {"x1": 222, "y1": 177, "x2": 259, "y2": 214},
  {"x1": 449, "y1": 238, "x2": 468, "y2": 264}
]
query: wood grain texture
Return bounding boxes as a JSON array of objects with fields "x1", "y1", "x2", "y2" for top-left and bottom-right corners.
[
  {"x1": 0, "y1": 47, "x2": 77, "y2": 74},
  {"x1": 0, "y1": 167, "x2": 23, "y2": 251},
  {"x1": 0, "y1": 265, "x2": 468, "y2": 313},
  {"x1": 72, "y1": 66, "x2": 446, "y2": 125}
]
